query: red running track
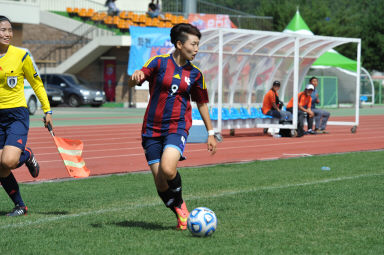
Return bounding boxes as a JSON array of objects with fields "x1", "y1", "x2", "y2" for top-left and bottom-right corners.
[{"x1": 14, "y1": 115, "x2": 384, "y2": 183}]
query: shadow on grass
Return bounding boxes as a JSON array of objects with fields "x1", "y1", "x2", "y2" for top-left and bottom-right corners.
[{"x1": 110, "y1": 220, "x2": 171, "y2": 230}]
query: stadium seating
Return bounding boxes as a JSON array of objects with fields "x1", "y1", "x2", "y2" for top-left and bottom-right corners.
[
  {"x1": 196, "y1": 106, "x2": 279, "y2": 130},
  {"x1": 65, "y1": 7, "x2": 189, "y2": 34}
]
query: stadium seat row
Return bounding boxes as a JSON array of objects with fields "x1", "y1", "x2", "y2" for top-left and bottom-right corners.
[
  {"x1": 66, "y1": 7, "x2": 188, "y2": 33},
  {"x1": 192, "y1": 107, "x2": 278, "y2": 129}
]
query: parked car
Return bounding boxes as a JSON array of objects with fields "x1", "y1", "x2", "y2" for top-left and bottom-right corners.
[
  {"x1": 21, "y1": 48, "x2": 63, "y2": 114},
  {"x1": 40, "y1": 73, "x2": 106, "y2": 107},
  {"x1": 46, "y1": 86, "x2": 64, "y2": 107}
]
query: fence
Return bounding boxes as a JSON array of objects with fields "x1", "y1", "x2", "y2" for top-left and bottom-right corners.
[{"x1": 162, "y1": 0, "x2": 273, "y2": 30}]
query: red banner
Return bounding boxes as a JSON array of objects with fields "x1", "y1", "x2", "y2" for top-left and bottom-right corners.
[
  {"x1": 188, "y1": 14, "x2": 236, "y2": 30},
  {"x1": 103, "y1": 59, "x2": 116, "y2": 102}
]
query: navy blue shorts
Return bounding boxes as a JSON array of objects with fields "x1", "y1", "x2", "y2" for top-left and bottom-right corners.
[
  {"x1": 142, "y1": 133, "x2": 187, "y2": 165},
  {"x1": 0, "y1": 107, "x2": 29, "y2": 150}
]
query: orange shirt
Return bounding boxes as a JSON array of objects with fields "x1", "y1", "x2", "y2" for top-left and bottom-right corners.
[
  {"x1": 286, "y1": 91, "x2": 312, "y2": 109},
  {"x1": 262, "y1": 89, "x2": 278, "y2": 114}
]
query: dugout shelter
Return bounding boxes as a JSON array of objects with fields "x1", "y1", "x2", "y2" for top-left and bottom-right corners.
[{"x1": 192, "y1": 28, "x2": 361, "y2": 133}]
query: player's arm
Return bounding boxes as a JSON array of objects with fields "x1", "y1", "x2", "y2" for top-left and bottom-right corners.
[
  {"x1": 307, "y1": 99, "x2": 314, "y2": 117},
  {"x1": 129, "y1": 56, "x2": 158, "y2": 87},
  {"x1": 22, "y1": 53, "x2": 53, "y2": 128},
  {"x1": 128, "y1": 70, "x2": 145, "y2": 87},
  {"x1": 197, "y1": 103, "x2": 216, "y2": 154},
  {"x1": 271, "y1": 95, "x2": 280, "y2": 111}
]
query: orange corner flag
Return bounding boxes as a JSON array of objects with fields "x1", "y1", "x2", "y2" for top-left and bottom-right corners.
[{"x1": 53, "y1": 136, "x2": 90, "y2": 178}]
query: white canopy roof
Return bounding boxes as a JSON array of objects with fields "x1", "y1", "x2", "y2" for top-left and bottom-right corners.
[
  {"x1": 198, "y1": 28, "x2": 360, "y2": 58},
  {"x1": 192, "y1": 28, "x2": 361, "y2": 131}
]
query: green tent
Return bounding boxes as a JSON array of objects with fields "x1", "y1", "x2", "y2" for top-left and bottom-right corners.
[
  {"x1": 284, "y1": 10, "x2": 357, "y2": 72},
  {"x1": 283, "y1": 10, "x2": 313, "y2": 36},
  {"x1": 284, "y1": 10, "x2": 374, "y2": 105}
]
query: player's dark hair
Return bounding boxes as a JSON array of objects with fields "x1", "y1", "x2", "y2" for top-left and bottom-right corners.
[
  {"x1": 170, "y1": 23, "x2": 201, "y2": 46},
  {"x1": 309, "y1": 76, "x2": 318, "y2": 83},
  {"x1": 0, "y1": 16, "x2": 11, "y2": 23}
]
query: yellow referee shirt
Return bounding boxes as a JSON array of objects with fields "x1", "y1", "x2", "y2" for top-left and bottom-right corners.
[{"x1": 0, "y1": 45, "x2": 50, "y2": 113}]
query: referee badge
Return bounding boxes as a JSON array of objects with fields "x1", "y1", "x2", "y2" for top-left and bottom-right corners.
[{"x1": 7, "y1": 76, "x2": 18, "y2": 88}]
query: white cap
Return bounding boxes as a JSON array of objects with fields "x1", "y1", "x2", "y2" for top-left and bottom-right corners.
[{"x1": 305, "y1": 84, "x2": 315, "y2": 90}]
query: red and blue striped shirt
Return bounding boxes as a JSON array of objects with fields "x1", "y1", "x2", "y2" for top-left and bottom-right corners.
[{"x1": 140, "y1": 54, "x2": 208, "y2": 137}]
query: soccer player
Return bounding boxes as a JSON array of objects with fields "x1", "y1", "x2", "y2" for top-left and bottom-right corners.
[
  {"x1": 0, "y1": 16, "x2": 53, "y2": 216},
  {"x1": 128, "y1": 23, "x2": 217, "y2": 230}
]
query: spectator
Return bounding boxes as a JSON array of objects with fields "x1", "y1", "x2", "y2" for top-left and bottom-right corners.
[
  {"x1": 309, "y1": 76, "x2": 331, "y2": 133},
  {"x1": 147, "y1": 0, "x2": 160, "y2": 18},
  {"x1": 105, "y1": 0, "x2": 120, "y2": 16},
  {"x1": 286, "y1": 84, "x2": 315, "y2": 137},
  {"x1": 262, "y1": 80, "x2": 292, "y2": 122}
]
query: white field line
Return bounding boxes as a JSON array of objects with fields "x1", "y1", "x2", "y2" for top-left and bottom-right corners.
[
  {"x1": 36, "y1": 140, "x2": 312, "y2": 162},
  {"x1": 1, "y1": 173, "x2": 382, "y2": 229},
  {"x1": 28, "y1": 133, "x2": 384, "y2": 147},
  {"x1": 28, "y1": 137, "x2": 142, "y2": 146},
  {"x1": 27, "y1": 121, "x2": 383, "y2": 140},
  {"x1": 35, "y1": 135, "x2": 384, "y2": 162}
]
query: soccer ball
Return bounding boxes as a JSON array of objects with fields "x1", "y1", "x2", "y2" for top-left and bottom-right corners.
[{"x1": 187, "y1": 207, "x2": 217, "y2": 237}]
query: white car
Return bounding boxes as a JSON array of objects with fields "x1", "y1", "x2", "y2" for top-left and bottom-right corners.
[
  {"x1": 24, "y1": 79, "x2": 40, "y2": 115},
  {"x1": 22, "y1": 48, "x2": 41, "y2": 115}
]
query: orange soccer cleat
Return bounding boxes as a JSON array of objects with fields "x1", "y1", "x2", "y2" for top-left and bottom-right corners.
[{"x1": 174, "y1": 201, "x2": 189, "y2": 230}]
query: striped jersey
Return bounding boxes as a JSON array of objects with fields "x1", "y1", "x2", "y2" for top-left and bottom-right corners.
[
  {"x1": 0, "y1": 45, "x2": 50, "y2": 112},
  {"x1": 140, "y1": 54, "x2": 208, "y2": 137}
]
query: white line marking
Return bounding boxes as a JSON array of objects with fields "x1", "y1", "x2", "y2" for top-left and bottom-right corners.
[
  {"x1": 1, "y1": 173, "x2": 382, "y2": 229},
  {"x1": 283, "y1": 153, "x2": 313, "y2": 157}
]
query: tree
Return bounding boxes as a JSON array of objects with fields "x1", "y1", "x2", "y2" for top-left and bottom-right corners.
[{"x1": 207, "y1": 0, "x2": 383, "y2": 71}]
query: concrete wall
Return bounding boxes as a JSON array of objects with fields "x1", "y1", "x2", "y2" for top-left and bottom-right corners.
[
  {"x1": 77, "y1": 46, "x2": 132, "y2": 104},
  {"x1": 0, "y1": 0, "x2": 40, "y2": 24},
  {"x1": 76, "y1": 46, "x2": 149, "y2": 106},
  {"x1": 7, "y1": 0, "x2": 154, "y2": 12}
]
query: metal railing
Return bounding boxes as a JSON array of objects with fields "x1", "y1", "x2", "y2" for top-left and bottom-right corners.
[
  {"x1": 162, "y1": 0, "x2": 273, "y2": 30},
  {"x1": 16, "y1": 0, "x2": 273, "y2": 67}
]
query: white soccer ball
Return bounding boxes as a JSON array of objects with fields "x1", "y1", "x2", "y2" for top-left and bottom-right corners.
[{"x1": 187, "y1": 207, "x2": 217, "y2": 237}]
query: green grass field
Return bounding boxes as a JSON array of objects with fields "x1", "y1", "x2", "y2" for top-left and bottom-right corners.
[{"x1": 0, "y1": 151, "x2": 383, "y2": 254}]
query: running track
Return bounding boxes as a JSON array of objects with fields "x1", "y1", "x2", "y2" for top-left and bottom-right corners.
[{"x1": 14, "y1": 115, "x2": 384, "y2": 183}]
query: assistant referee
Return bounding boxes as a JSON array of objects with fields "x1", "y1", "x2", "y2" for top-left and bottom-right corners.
[{"x1": 0, "y1": 15, "x2": 53, "y2": 216}]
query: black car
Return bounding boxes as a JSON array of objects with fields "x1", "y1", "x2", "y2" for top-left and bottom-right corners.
[
  {"x1": 41, "y1": 73, "x2": 106, "y2": 107},
  {"x1": 46, "y1": 86, "x2": 64, "y2": 107}
]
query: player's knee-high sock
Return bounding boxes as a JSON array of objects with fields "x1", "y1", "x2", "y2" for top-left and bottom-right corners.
[
  {"x1": 157, "y1": 189, "x2": 176, "y2": 214},
  {"x1": 167, "y1": 171, "x2": 183, "y2": 208},
  {"x1": 0, "y1": 173, "x2": 25, "y2": 207},
  {"x1": 16, "y1": 147, "x2": 31, "y2": 168}
]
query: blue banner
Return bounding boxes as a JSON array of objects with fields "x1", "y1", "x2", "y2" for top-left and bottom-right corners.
[{"x1": 127, "y1": 26, "x2": 172, "y2": 75}]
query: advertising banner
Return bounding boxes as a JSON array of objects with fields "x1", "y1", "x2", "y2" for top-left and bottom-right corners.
[
  {"x1": 127, "y1": 26, "x2": 172, "y2": 76},
  {"x1": 188, "y1": 14, "x2": 235, "y2": 30}
]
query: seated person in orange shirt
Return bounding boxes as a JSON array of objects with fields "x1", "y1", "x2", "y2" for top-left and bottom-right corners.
[
  {"x1": 262, "y1": 80, "x2": 292, "y2": 122},
  {"x1": 286, "y1": 84, "x2": 315, "y2": 137}
]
